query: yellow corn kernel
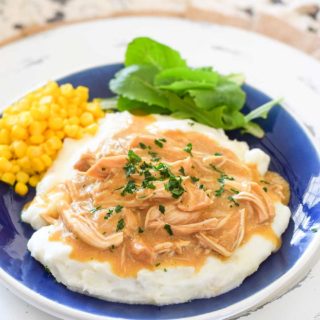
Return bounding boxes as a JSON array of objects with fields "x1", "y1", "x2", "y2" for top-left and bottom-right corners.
[
  {"x1": 44, "y1": 130, "x2": 55, "y2": 139},
  {"x1": 86, "y1": 102, "x2": 103, "y2": 118},
  {"x1": 80, "y1": 112, "x2": 94, "y2": 127},
  {"x1": 68, "y1": 116, "x2": 79, "y2": 125},
  {"x1": 43, "y1": 143, "x2": 56, "y2": 156},
  {"x1": 56, "y1": 130, "x2": 65, "y2": 140},
  {"x1": 29, "y1": 175, "x2": 40, "y2": 187},
  {"x1": 30, "y1": 108, "x2": 42, "y2": 120},
  {"x1": 15, "y1": 182, "x2": 28, "y2": 196},
  {"x1": 18, "y1": 112, "x2": 33, "y2": 127},
  {"x1": 48, "y1": 117, "x2": 63, "y2": 130},
  {"x1": 60, "y1": 83, "x2": 74, "y2": 97},
  {"x1": 50, "y1": 103, "x2": 60, "y2": 114},
  {"x1": 67, "y1": 106, "x2": 77, "y2": 117},
  {"x1": 0, "y1": 129, "x2": 10, "y2": 144},
  {"x1": 84, "y1": 123, "x2": 98, "y2": 135},
  {"x1": 29, "y1": 121, "x2": 44, "y2": 135},
  {"x1": 47, "y1": 136, "x2": 62, "y2": 150},
  {"x1": 38, "y1": 104, "x2": 50, "y2": 119},
  {"x1": 31, "y1": 158, "x2": 45, "y2": 172},
  {"x1": 30, "y1": 135, "x2": 45, "y2": 145},
  {"x1": 0, "y1": 145, "x2": 12, "y2": 159},
  {"x1": 11, "y1": 125, "x2": 28, "y2": 140},
  {"x1": 40, "y1": 154, "x2": 52, "y2": 167},
  {"x1": 64, "y1": 125, "x2": 79, "y2": 138},
  {"x1": 11, "y1": 164, "x2": 20, "y2": 173},
  {"x1": 59, "y1": 109, "x2": 68, "y2": 119},
  {"x1": 27, "y1": 146, "x2": 42, "y2": 158},
  {"x1": 16, "y1": 171, "x2": 29, "y2": 184},
  {"x1": 0, "y1": 157, "x2": 11, "y2": 171},
  {"x1": 75, "y1": 86, "x2": 89, "y2": 100},
  {"x1": 11, "y1": 140, "x2": 27, "y2": 158},
  {"x1": 1, "y1": 172, "x2": 15, "y2": 186},
  {"x1": 17, "y1": 157, "x2": 31, "y2": 170},
  {"x1": 39, "y1": 96, "x2": 53, "y2": 105}
]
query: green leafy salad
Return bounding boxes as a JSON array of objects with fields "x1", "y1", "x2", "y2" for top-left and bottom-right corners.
[{"x1": 107, "y1": 37, "x2": 281, "y2": 138}]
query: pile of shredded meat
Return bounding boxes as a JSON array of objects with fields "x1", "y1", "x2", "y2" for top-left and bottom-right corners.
[{"x1": 37, "y1": 126, "x2": 289, "y2": 276}]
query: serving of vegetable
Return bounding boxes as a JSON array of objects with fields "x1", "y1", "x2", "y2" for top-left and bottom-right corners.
[{"x1": 109, "y1": 37, "x2": 280, "y2": 138}]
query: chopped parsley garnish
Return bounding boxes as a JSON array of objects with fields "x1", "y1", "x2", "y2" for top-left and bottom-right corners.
[
  {"x1": 124, "y1": 150, "x2": 142, "y2": 176},
  {"x1": 138, "y1": 226, "x2": 144, "y2": 233},
  {"x1": 210, "y1": 164, "x2": 224, "y2": 174},
  {"x1": 115, "y1": 205, "x2": 123, "y2": 213},
  {"x1": 104, "y1": 208, "x2": 114, "y2": 220},
  {"x1": 199, "y1": 184, "x2": 205, "y2": 190},
  {"x1": 178, "y1": 166, "x2": 186, "y2": 176},
  {"x1": 164, "y1": 268, "x2": 168, "y2": 272},
  {"x1": 159, "y1": 204, "x2": 165, "y2": 214},
  {"x1": 154, "y1": 138, "x2": 167, "y2": 148},
  {"x1": 183, "y1": 143, "x2": 193, "y2": 156},
  {"x1": 164, "y1": 224, "x2": 173, "y2": 236},
  {"x1": 227, "y1": 195, "x2": 240, "y2": 207},
  {"x1": 90, "y1": 205, "x2": 102, "y2": 214},
  {"x1": 215, "y1": 186, "x2": 224, "y2": 197},
  {"x1": 148, "y1": 150, "x2": 160, "y2": 161},
  {"x1": 260, "y1": 179, "x2": 270, "y2": 185},
  {"x1": 116, "y1": 218, "x2": 125, "y2": 232},
  {"x1": 214, "y1": 152, "x2": 222, "y2": 156},
  {"x1": 263, "y1": 187, "x2": 268, "y2": 192},
  {"x1": 311, "y1": 227, "x2": 318, "y2": 233},
  {"x1": 191, "y1": 176, "x2": 199, "y2": 183},
  {"x1": 230, "y1": 188, "x2": 240, "y2": 194},
  {"x1": 44, "y1": 265, "x2": 52, "y2": 275},
  {"x1": 155, "y1": 262, "x2": 161, "y2": 267},
  {"x1": 165, "y1": 175, "x2": 185, "y2": 199},
  {"x1": 154, "y1": 162, "x2": 171, "y2": 179},
  {"x1": 121, "y1": 180, "x2": 137, "y2": 196},
  {"x1": 139, "y1": 142, "x2": 147, "y2": 149},
  {"x1": 128, "y1": 149, "x2": 142, "y2": 164}
]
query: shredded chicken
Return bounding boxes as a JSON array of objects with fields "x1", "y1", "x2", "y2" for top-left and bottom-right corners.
[{"x1": 38, "y1": 121, "x2": 289, "y2": 274}]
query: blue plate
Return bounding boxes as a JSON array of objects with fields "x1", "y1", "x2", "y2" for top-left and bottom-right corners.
[{"x1": 1, "y1": 64, "x2": 320, "y2": 320}]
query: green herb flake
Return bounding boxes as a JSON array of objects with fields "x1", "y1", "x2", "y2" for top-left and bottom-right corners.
[
  {"x1": 159, "y1": 204, "x2": 166, "y2": 214},
  {"x1": 128, "y1": 149, "x2": 142, "y2": 164},
  {"x1": 164, "y1": 224, "x2": 173, "y2": 236},
  {"x1": 164, "y1": 175, "x2": 185, "y2": 199},
  {"x1": 115, "y1": 205, "x2": 123, "y2": 213},
  {"x1": 154, "y1": 138, "x2": 167, "y2": 148},
  {"x1": 178, "y1": 166, "x2": 186, "y2": 176},
  {"x1": 138, "y1": 227, "x2": 144, "y2": 233},
  {"x1": 227, "y1": 195, "x2": 240, "y2": 207},
  {"x1": 191, "y1": 176, "x2": 199, "y2": 183},
  {"x1": 215, "y1": 186, "x2": 224, "y2": 197},
  {"x1": 104, "y1": 208, "x2": 114, "y2": 220},
  {"x1": 148, "y1": 150, "x2": 160, "y2": 162},
  {"x1": 210, "y1": 164, "x2": 224, "y2": 174},
  {"x1": 183, "y1": 143, "x2": 193, "y2": 156},
  {"x1": 311, "y1": 227, "x2": 318, "y2": 233},
  {"x1": 155, "y1": 262, "x2": 161, "y2": 267},
  {"x1": 230, "y1": 188, "x2": 240, "y2": 194},
  {"x1": 164, "y1": 268, "x2": 168, "y2": 272},
  {"x1": 90, "y1": 205, "x2": 102, "y2": 214},
  {"x1": 260, "y1": 179, "x2": 270, "y2": 185},
  {"x1": 263, "y1": 186, "x2": 268, "y2": 193},
  {"x1": 121, "y1": 180, "x2": 137, "y2": 196},
  {"x1": 214, "y1": 152, "x2": 223, "y2": 156},
  {"x1": 139, "y1": 142, "x2": 147, "y2": 149},
  {"x1": 116, "y1": 218, "x2": 125, "y2": 232}
]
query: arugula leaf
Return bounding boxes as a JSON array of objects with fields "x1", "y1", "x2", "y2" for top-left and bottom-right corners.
[
  {"x1": 109, "y1": 65, "x2": 168, "y2": 107},
  {"x1": 109, "y1": 37, "x2": 281, "y2": 138},
  {"x1": 155, "y1": 67, "x2": 218, "y2": 86},
  {"x1": 125, "y1": 37, "x2": 187, "y2": 70},
  {"x1": 244, "y1": 98, "x2": 282, "y2": 122}
]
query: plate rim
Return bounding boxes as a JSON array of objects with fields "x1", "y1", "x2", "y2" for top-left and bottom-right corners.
[{"x1": 1, "y1": 63, "x2": 320, "y2": 320}]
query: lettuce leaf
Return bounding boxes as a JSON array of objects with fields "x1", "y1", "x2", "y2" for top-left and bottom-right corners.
[{"x1": 109, "y1": 37, "x2": 280, "y2": 137}]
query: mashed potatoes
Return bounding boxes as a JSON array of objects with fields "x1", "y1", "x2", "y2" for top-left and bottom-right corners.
[{"x1": 22, "y1": 112, "x2": 291, "y2": 305}]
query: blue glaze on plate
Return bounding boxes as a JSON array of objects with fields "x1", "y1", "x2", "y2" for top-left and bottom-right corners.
[{"x1": 0, "y1": 64, "x2": 319, "y2": 319}]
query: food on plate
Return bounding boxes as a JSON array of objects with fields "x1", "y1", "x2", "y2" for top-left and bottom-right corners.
[
  {"x1": 0, "y1": 81, "x2": 104, "y2": 195},
  {"x1": 11, "y1": 37, "x2": 290, "y2": 305},
  {"x1": 22, "y1": 112, "x2": 290, "y2": 305}
]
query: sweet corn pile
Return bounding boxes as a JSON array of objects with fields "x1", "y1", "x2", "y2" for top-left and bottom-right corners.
[{"x1": 0, "y1": 81, "x2": 104, "y2": 196}]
